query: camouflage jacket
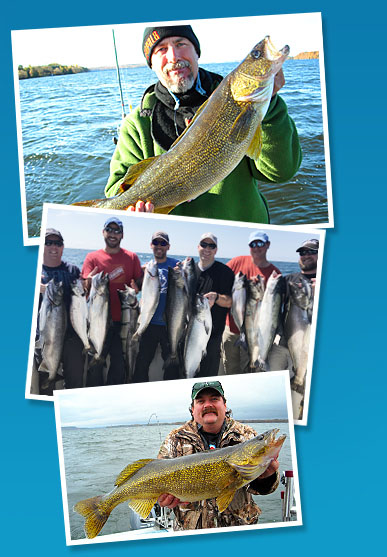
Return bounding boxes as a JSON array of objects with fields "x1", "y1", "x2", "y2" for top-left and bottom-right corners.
[{"x1": 157, "y1": 418, "x2": 279, "y2": 530}]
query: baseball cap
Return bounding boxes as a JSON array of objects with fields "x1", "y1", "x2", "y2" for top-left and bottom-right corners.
[
  {"x1": 104, "y1": 217, "x2": 123, "y2": 231},
  {"x1": 191, "y1": 381, "x2": 225, "y2": 401},
  {"x1": 45, "y1": 228, "x2": 63, "y2": 241},
  {"x1": 296, "y1": 239, "x2": 319, "y2": 252},
  {"x1": 199, "y1": 233, "x2": 217, "y2": 245},
  {"x1": 248, "y1": 230, "x2": 269, "y2": 244},
  {"x1": 151, "y1": 231, "x2": 169, "y2": 243}
]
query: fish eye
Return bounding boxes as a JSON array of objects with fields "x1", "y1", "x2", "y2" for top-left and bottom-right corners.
[{"x1": 251, "y1": 48, "x2": 261, "y2": 59}]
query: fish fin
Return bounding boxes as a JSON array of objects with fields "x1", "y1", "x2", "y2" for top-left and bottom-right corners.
[
  {"x1": 229, "y1": 462, "x2": 267, "y2": 482},
  {"x1": 72, "y1": 198, "x2": 106, "y2": 207},
  {"x1": 216, "y1": 488, "x2": 238, "y2": 513},
  {"x1": 229, "y1": 105, "x2": 254, "y2": 143},
  {"x1": 127, "y1": 497, "x2": 158, "y2": 519},
  {"x1": 246, "y1": 125, "x2": 262, "y2": 160},
  {"x1": 115, "y1": 458, "x2": 154, "y2": 487},
  {"x1": 73, "y1": 495, "x2": 108, "y2": 539},
  {"x1": 154, "y1": 205, "x2": 176, "y2": 214},
  {"x1": 119, "y1": 157, "x2": 159, "y2": 193}
]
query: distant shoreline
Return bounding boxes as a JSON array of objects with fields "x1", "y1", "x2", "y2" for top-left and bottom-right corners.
[
  {"x1": 63, "y1": 419, "x2": 289, "y2": 429},
  {"x1": 18, "y1": 63, "x2": 89, "y2": 79}
]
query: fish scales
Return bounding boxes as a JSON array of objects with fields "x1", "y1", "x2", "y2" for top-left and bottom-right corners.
[
  {"x1": 74, "y1": 430, "x2": 286, "y2": 538},
  {"x1": 73, "y1": 37, "x2": 289, "y2": 212}
]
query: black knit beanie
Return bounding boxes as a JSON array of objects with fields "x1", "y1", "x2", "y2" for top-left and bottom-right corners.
[{"x1": 142, "y1": 25, "x2": 201, "y2": 67}]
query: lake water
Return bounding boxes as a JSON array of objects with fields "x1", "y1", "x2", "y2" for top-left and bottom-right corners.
[
  {"x1": 63, "y1": 247, "x2": 300, "y2": 275},
  {"x1": 18, "y1": 59, "x2": 328, "y2": 238},
  {"x1": 61, "y1": 421, "x2": 295, "y2": 541}
]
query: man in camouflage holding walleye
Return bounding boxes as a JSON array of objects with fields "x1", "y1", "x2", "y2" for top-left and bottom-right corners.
[
  {"x1": 105, "y1": 25, "x2": 302, "y2": 221},
  {"x1": 157, "y1": 380, "x2": 279, "y2": 529}
]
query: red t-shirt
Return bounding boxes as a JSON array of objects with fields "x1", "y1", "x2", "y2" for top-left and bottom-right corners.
[
  {"x1": 82, "y1": 249, "x2": 143, "y2": 321},
  {"x1": 225, "y1": 255, "x2": 281, "y2": 334}
]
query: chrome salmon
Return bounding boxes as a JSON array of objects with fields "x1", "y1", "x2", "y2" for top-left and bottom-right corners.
[
  {"x1": 165, "y1": 265, "x2": 189, "y2": 367},
  {"x1": 74, "y1": 429, "x2": 286, "y2": 538},
  {"x1": 118, "y1": 285, "x2": 140, "y2": 380},
  {"x1": 87, "y1": 272, "x2": 111, "y2": 361},
  {"x1": 38, "y1": 280, "x2": 67, "y2": 385},
  {"x1": 244, "y1": 276, "x2": 265, "y2": 370},
  {"x1": 70, "y1": 279, "x2": 89, "y2": 351},
  {"x1": 184, "y1": 294, "x2": 212, "y2": 378},
  {"x1": 73, "y1": 37, "x2": 289, "y2": 212},
  {"x1": 133, "y1": 260, "x2": 160, "y2": 339},
  {"x1": 257, "y1": 271, "x2": 285, "y2": 370}
]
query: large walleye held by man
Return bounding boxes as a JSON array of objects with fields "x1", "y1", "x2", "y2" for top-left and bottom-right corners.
[
  {"x1": 73, "y1": 37, "x2": 289, "y2": 212},
  {"x1": 74, "y1": 429, "x2": 286, "y2": 538}
]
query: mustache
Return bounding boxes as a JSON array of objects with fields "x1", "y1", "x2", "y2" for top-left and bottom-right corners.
[
  {"x1": 163, "y1": 60, "x2": 192, "y2": 75},
  {"x1": 202, "y1": 406, "x2": 218, "y2": 416}
]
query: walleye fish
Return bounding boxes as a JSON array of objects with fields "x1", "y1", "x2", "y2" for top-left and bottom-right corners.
[
  {"x1": 184, "y1": 294, "x2": 212, "y2": 378},
  {"x1": 88, "y1": 272, "x2": 111, "y2": 360},
  {"x1": 165, "y1": 265, "x2": 189, "y2": 366},
  {"x1": 38, "y1": 280, "x2": 67, "y2": 384},
  {"x1": 284, "y1": 276, "x2": 314, "y2": 392},
  {"x1": 244, "y1": 276, "x2": 265, "y2": 369},
  {"x1": 73, "y1": 36, "x2": 289, "y2": 212},
  {"x1": 257, "y1": 271, "x2": 285, "y2": 370},
  {"x1": 133, "y1": 260, "x2": 160, "y2": 339},
  {"x1": 118, "y1": 285, "x2": 140, "y2": 380},
  {"x1": 74, "y1": 429, "x2": 286, "y2": 539},
  {"x1": 70, "y1": 279, "x2": 90, "y2": 351}
]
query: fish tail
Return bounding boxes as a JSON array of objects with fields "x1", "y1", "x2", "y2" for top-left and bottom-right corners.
[
  {"x1": 74, "y1": 495, "x2": 110, "y2": 539},
  {"x1": 234, "y1": 333, "x2": 247, "y2": 351}
]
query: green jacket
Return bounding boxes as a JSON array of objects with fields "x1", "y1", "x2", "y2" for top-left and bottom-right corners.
[{"x1": 105, "y1": 79, "x2": 302, "y2": 223}]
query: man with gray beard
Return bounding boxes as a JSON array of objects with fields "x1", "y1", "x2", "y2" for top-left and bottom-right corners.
[{"x1": 105, "y1": 25, "x2": 301, "y2": 222}]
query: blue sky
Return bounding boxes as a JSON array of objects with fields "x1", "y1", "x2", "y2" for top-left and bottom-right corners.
[
  {"x1": 11, "y1": 13, "x2": 323, "y2": 68},
  {"x1": 54, "y1": 372, "x2": 290, "y2": 428},
  {"x1": 43, "y1": 203, "x2": 324, "y2": 262}
]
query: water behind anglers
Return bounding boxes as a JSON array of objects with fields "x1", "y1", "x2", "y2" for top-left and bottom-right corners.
[
  {"x1": 70, "y1": 279, "x2": 90, "y2": 351},
  {"x1": 38, "y1": 279, "x2": 67, "y2": 385},
  {"x1": 63, "y1": 421, "x2": 293, "y2": 540},
  {"x1": 20, "y1": 59, "x2": 327, "y2": 238}
]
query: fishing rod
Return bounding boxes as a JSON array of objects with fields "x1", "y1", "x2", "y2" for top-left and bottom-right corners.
[{"x1": 112, "y1": 29, "x2": 126, "y2": 122}]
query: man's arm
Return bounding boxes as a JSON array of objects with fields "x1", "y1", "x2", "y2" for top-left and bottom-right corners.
[{"x1": 251, "y1": 94, "x2": 302, "y2": 183}]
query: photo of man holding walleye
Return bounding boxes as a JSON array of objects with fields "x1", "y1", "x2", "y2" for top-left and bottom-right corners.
[
  {"x1": 77, "y1": 25, "x2": 302, "y2": 220},
  {"x1": 56, "y1": 373, "x2": 299, "y2": 543}
]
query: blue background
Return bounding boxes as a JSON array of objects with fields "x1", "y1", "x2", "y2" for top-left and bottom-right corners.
[{"x1": 1, "y1": 2, "x2": 384, "y2": 554}]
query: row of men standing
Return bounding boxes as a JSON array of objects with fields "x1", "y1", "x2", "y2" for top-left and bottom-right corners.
[{"x1": 36, "y1": 217, "x2": 318, "y2": 394}]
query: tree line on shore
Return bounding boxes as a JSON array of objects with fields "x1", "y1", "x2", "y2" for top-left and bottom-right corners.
[{"x1": 18, "y1": 63, "x2": 89, "y2": 79}]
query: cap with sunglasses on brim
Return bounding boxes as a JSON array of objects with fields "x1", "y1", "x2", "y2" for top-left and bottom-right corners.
[
  {"x1": 104, "y1": 217, "x2": 123, "y2": 231},
  {"x1": 248, "y1": 230, "x2": 269, "y2": 245},
  {"x1": 296, "y1": 239, "x2": 319, "y2": 253},
  {"x1": 152, "y1": 231, "x2": 169, "y2": 243},
  {"x1": 191, "y1": 381, "x2": 225, "y2": 401},
  {"x1": 45, "y1": 228, "x2": 63, "y2": 241},
  {"x1": 199, "y1": 233, "x2": 217, "y2": 245}
]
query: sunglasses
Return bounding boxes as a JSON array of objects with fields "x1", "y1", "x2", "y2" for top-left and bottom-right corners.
[
  {"x1": 105, "y1": 226, "x2": 122, "y2": 234},
  {"x1": 200, "y1": 241, "x2": 217, "y2": 249},
  {"x1": 299, "y1": 249, "x2": 318, "y2": 256},
  {"x1": 152, "y1": 239, "x2": 168, "y2": 246},
  {"x1": 249, "y1": 240, "x2": 266, "y2": 248},
  {"x1": 45, "y1": 240, "x2": 63, "y2": 247}
]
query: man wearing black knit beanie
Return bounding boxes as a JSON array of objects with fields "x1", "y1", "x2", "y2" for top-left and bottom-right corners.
[{"x1": 105, "y1": 24, "x2": 302, "y2": 223}]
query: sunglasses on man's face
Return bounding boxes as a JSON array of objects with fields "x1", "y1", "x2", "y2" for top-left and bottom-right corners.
[
  {"x1": 152, "y1": 239, "x2": 168, "y2": 246},
  {"x1": 105, "y1": 226, "x2": 122, "y2": 235},
  {"x1": 299, "y1": 249, "x2": 318, "y2": 256},
  {"x1": 45, "y1": 240, "x2": 63, "y2": 247},
  {"x1": 249, "y1": 240, "x2": 266, "y2": 248},
  {"x1": 200, "y1": 242, "x2": 217, "y2": 249}
]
